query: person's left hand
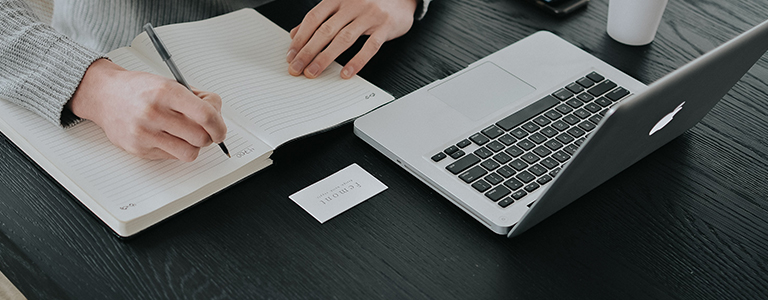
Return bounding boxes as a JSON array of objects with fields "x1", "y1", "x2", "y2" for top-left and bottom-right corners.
[{"x1": 286, "y1": 0, "x2": 418, "y2": 79}]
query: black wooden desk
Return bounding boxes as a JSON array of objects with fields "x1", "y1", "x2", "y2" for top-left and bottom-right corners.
[{"x1": 2, "y1": 0, "x2": 768, "y2": 298}]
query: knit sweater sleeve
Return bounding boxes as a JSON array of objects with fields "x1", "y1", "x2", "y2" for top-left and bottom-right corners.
[{"x1": 0, "y1": 0, "x2": 103, "y2": 127}]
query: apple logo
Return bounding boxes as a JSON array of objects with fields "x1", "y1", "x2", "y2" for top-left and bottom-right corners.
[{"x1": 649, "y1": 101, "x2": 685, "y2": 136}]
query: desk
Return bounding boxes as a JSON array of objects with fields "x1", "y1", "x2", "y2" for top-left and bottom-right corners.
[{"x1": 2, "y1": 0, "x2": 768, "y2": 298}]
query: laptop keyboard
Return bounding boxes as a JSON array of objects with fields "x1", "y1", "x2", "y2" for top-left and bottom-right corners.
[{"x1": 430, "y1": 72, "x2": 630, "y2": 209}]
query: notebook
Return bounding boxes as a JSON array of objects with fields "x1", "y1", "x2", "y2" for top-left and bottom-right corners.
[
  {"x1": 354, "y1": 19, "x2": 768, "y2": 237},
  {"x1": 0, "y1": 9, "x2": 392, "y2": 237}
]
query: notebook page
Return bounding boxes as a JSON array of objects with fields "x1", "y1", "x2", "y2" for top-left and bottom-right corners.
[
  {"x1": 129, "y1": 8, "x2": 393, "y2": 149},
  {"x1": 0, "y1": 48, "x2": 272, "y2": 223}
]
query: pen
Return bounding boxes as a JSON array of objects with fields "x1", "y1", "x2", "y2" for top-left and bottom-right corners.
[{"x1": 143, "y1": 23, "x2": 231, "y2": 158}]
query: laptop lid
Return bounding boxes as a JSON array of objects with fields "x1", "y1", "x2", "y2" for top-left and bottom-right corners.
[{"x1": 509, "y1": 18, "x2": 768, "y2": 237}]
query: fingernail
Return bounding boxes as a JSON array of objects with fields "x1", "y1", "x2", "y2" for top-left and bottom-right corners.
[
  {"x1": 289, "y1": 59, "x2": 304, "y2": 75},
  {"x1": 286, "y1": 49, "x2": 296, "y2": 62},
  {"x1": 341, "y1": 66, "x2": 353, "y2": 79},
  {"x1": 306, "y1": 63, "x2": 320, "y2": 77}
]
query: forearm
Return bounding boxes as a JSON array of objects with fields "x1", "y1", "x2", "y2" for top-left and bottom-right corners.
[{"x1": 0, "y1": 0, "x2": 103, "y2": 127}]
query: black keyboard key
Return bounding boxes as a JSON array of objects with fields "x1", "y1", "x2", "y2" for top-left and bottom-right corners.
[
  {"x1": 588, "y1": 80, "x2": 617, "y2": 96},
  {"x1": 487, "y1": 140, "x2": 505, "y2": 152},
  {"x1": 522, "y1": 122, "x2": 540, "y2": 133},
  {"x1": 460, "y1": 166, "x2": 487, "y2": 183},
  {"x1": 493, "y1": 152, "x2": 512, "y2": 164},
  {"x1": 517, "y1": 171, "x2": 535, "y2": 183},
  {"x1": 446, "y1": 154, "x2": 480, "y2": 174},
  {"x1": 545, "y1": 110, "x2": 562, "y2": 120},
  {"x1": 553, "y1": 88, "x2": 574, "y2": 101},
  {"x1": 556, "y1": 133, "x2": 574, "y2": 144},
  {"x1": 577, "y1": 93, "x2": 594, "y2": 103},
  {"x1": 517, "y1": 139, "x2": 535, "y2": 151},
  {"x1": 522, "y1": 153, "x2": 540, "y2": 164},
  {"x1": 586, "y1": 71, "x2": 604, "y2": 82},
  {"x1": 537, "y1": 175, "x2": 553, "y2": 185},
  {"x1": 553, "y1": 151, "x2": 571, "y2": 162},
  {"x1": 482, "y1": 125, "x2": 504, "y2": 139},
  {"x1": 550, "y1": 168, "x2": 561, "y2": 177},
  {"x1": 589, "y1": 115, "x2": 602, "y2": 125},
  {"x1": 577, "y1": 77, "x2": 594, "y2": 88},
  {"x1": 564, "y1": 144, "x2": 579, "y2": 155},
  {"x1": 595, "y1": 97, "x2": 612, "y2": 107},
  {"x1": 510, "y1": 128, "x2": 528, "y2": 139},
  {"x1": 529, "y1": 164, "x2": 547, "y2": 176},
  {"x1": 481, "y1": 159, "x2": 500, "y2": 171},
  {"x1": 498, "y1": 134, "x2": 517, "y2": 145},
  {"x1": 457, "y1": 139, "x2": 472, "y2": 148},
  {"x1": 432, "y1": 152, "x2": 446, "y2": 162},
  {"x1": 556, "y1": 104, "x2": 573, "y2": 114},
  {"x1": 444, "y1": 145, "x2": 459, "y2": 155},
  {"x1": 529, "y1": 133, "x2": 547, "y2": 144},
  {"x1": 485, "y1": 186, "x2": 511, "y2": 202},
  {"x1": 484, "y1": 173, "x2": 504, "y2": 185},
  {"x1": 579, "y1": 121, "x2": 596, "y2": 131},
  {"x1": 497, "y1": 166, "x2": 516, "y2": 178},
  {"x1": 545, "y1": 139, "x2": 563, "y2": 151},
  {"x1": 509, "y1": 159, "x2": 528, "y2": 171},
  {"x1": 584, "y1": 103, "x2": 602, "y2": 113},
  {"x1": 504, "y1": 178, "x2": 524, "y2": 190},
  {"x1": 533, "y1": 146, "x2": 552, "y2": 158},
  {"x1": 533, "y1": 116, "x2": 551, "y2": 126},
  {"x1": 574, "y1": 108, "x2": 591, "y2": 119},
  {"x1": 563, "y1": 114, "x2": 580, "y2": 125},
  {"x1": 524, "y1": 182, "x2": 541, "y2": 192},
  {"x1": 450, "y1": 150, "x2": 465, "y2": 159},
  {"x1": 474, "y1": 147, "x2": 494, "y2": 159},
  {"x1": 470, "y1": 133, "x2": 490, "y2": 145},
  {"x1": 511, "y1": 190, "x2": 527, "y2": 200},
  {"x1": 498, "y1": 197, "x2": 515, "y2": 208},
  {"x1": 552, "y1": 120, "x2": 569, "y2": 131},
  {"x1": 567, "y1": 127, "x2": 586, "y2": 138},
  {"x1": 505, "y1": 145, "x2": 524, "y2": 157},
  {"x1": 575, "y1": 138, "x2": 586, "y2": 146},
  {"x1": 606, "y1": 87, "x2": 629, "y2": 101},
  {"x1": 566, "y1": 98, "x2": 584, "y2": 108},
  {"x1": 566, "y1": 83, "x2": 584, "y2": 94},
  {"x1": 540, "y1": 126, "x2": 558, "y2": 138},
  {"x1": 496, "y1": 95, "x2": 559, "y2": 131},
  {"x1": 472, "y1": 180, "x2": 491, "y2": 192},
  {"x1": 541, "y1": 157, "x2": 559, "y2": 169}
]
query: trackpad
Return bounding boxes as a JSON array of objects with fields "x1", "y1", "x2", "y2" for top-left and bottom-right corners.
[{"x1": 429, "y1": 62, "x2": 536, "y2": 121}]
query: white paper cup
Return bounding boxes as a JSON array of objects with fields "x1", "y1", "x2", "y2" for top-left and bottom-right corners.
[{"x1": 607, "y1": 0, "x2": 668, "y2": 46}]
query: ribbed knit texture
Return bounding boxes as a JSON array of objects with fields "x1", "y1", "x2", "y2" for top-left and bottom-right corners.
[{"x1": 1, "y1": 0, "x2": 429, "y2": 127}]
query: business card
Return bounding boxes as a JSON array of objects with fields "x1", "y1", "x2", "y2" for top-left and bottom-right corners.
[{"x1": 289, "y1": 163, "x2": 387, "y2": 223}]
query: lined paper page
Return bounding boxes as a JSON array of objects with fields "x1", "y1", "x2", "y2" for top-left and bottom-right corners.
[
  {"x1": 128, "y1": 8, "x2": 393, "y2": 148},
  {"x1": 0, "y1": 48, "x2": 271, "y2": 222}
]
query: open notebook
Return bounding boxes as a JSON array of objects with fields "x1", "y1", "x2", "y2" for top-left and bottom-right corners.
[{"x1": 0, "y1": 8, "x2": 393, "y2": 237}]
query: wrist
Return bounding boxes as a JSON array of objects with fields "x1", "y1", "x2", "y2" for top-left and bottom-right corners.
[{"x1": 68, "y1": 58, "x2": 125, "y2": 122}]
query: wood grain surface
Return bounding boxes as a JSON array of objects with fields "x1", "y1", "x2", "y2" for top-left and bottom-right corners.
[{"x1": 1, "y1": 0, "x2": 767, "y2": 299}]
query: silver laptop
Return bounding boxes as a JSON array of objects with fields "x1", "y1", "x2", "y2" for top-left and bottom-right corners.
[{"x1": 354, "y1": 20, "x2": 768, "y2": 237}]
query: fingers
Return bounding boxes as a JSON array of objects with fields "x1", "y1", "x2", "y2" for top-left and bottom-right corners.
[
  {"x1": 287, "y1": 0, "x2": 418, "y2": 79},
  {"x1": 286, "y1": 0, "x2": 340, "y2": 64},
  {"x1": 340, "y1": 29, "x2": 388, "y2": 79},
  {"x1": 166, "y1": 85, "x2": 228, "y2": 144}
]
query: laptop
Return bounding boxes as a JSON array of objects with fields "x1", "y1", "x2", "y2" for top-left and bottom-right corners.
[{"x1": 354, "y1": 19, "x2": 768, "y2": 237}]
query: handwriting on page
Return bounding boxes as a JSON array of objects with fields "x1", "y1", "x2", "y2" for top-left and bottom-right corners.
[{"x1": 289, "y1": 164, "x2": 387, "y2": 223}]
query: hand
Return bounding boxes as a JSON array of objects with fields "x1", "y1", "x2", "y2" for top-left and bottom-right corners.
[
  {"x1": 286, "y1": 0, "x2": 418, "y2": 79},
  {"x1": 67, "y1": 59, "x2": 227, "y2": 162}
]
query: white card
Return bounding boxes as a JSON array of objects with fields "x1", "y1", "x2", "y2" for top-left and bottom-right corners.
[{"x1": 289, "y1": 163, "x2": 387, "y2": 223}]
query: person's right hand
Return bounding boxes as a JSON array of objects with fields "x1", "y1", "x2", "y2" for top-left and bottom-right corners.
[{"x1": 67, "y1": 58, "x2": 227, "y2": 162}]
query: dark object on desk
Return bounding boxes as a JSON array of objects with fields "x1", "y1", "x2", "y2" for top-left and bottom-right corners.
[
  {"x1": 143, "y1": 22, "x2": 231, "y2": 158},
  {"x1": 524, "y1": 0, "x2": 589, "y2": 16}
]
